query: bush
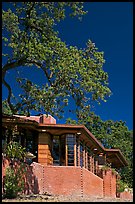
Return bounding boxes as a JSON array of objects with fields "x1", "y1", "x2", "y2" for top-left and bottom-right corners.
[
  {"x1": 5, "y1": 141, "x2": 26, "y2": 161},
  {"x1": 3, "y1": 163, "x2": 26, "y2": 198},
  {"x1": 117, "y1": 179, "x2": 129, "y2": 193},
  {"x1": 3, "y1": 141, "x2": 27, "y2": 199}
]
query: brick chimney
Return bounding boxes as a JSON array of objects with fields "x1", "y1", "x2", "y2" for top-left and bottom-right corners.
[{"x1": 39, "y1": 114, "x2": 56, "y2": 124}]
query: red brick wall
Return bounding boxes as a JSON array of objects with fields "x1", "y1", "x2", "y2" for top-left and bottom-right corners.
[
  {"x1": 2, "y1": 159, "x2": 119, "y2": 198},
  {"x1": 43, "y1": 166, "x2": 82, "y2": 196},
  {"x1": 111, "y1": 171, "x2": 117, "y2": 197},
  {"x1": 39, "y1": 166, "x2": 103, "y2": 197},
  {"x1": 119, "y1": 191, "x2": 133, "y2": 200},
  {"x1": 2, "y1": 158, "x2": 42, "y2": 195},
  {"x1": 40, "y1": 115, "x2": 56, "y2": 124},
  {"x1": 82, "y1": 167, "x2": 103, "y2": 197},
  {"x1": 29, "y1": 162, "x2": 45, "y2": 194},
  {"x1": 103, "y1": 169, "x2": 117, "y2": 198}
]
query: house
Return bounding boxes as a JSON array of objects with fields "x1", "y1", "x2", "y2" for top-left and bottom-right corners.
[{"x1": 2, "y1": 113, "x2": 130, "y2": 199}]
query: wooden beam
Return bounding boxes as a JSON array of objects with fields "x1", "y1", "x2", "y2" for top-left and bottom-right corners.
[
  {"x1": 77, "y1": 139, "x2": 80, "y2": 166},
  {"x1": 83, "y1": 142, "x2": 85, "y2": 168},
  {"x1": 74, "y1": 135, "x2": 76, "y2": 166},
  {"x1": 65, "y1": 136, "x2": 68, "y2": 166},
  {"x1": 85, "y1": 146, "x2": 88, "y2": 169}
]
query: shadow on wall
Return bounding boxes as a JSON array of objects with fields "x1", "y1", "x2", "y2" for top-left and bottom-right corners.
[{"x1": 24, "y1": 164, "x2": 40, "y2": 194}]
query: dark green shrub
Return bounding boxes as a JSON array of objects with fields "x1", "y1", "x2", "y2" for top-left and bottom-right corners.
[
  {"x1": 3, "y1": 141, "x2": 27, "y2": 198},
  {"x1": 3, "y1": 163, "x2": 26, "y2": 198}
]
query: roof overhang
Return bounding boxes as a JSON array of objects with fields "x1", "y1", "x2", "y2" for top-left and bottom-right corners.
[
  {"x1": 38, "y1": 124, "x2": 105, "y2": 154},
  {"x1": 105, "y1": 148, "x2": 128, "y2": 168},
  {"x1": 2, "y1": 114, "x2": 128, "y2": 168},
  {"x1": 37, "y1": 124, "x2": 128, "y2": 168},
  {"x1": 2, "y1": 114, "x2": 38, "y2": 130}
]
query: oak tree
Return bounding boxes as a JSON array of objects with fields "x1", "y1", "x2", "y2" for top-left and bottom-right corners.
[{"x1": 2, "y1": 2, "x2": 111, "y2": 118}]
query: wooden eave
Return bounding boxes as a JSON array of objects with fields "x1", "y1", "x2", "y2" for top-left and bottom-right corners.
[
  {"x1": 37, "y1": 124, "x2": 105, "y2": 154},
  {"x1": 2, "y1": 116, "x2": 38, "y2": 131},
  {"x1": 105, "y1": 148, "x2": 128, "y2": 168},
  {"x1": 2, "y1": 115, "x2": 128, "y2": 168},
  {"x1": 37, "y1": 124, "x2": 128, "y2": 167}
]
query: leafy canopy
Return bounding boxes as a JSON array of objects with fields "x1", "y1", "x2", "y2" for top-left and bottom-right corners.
[{"x1": 2, "y1": 2, "x2": 111, "y2": 118}]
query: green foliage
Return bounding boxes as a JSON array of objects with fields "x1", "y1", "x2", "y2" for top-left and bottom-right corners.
[
  {"x1": 3, "y1": 141, "x2": 27, "y2": 198},
  {"x1": 2, "y1": 2, "x2": 111, "y2": 118},
  {"x1": 6, "y1": 141, "x2": 26, "y2": 161},
  {"x1": 2, "y1": 100, "x2": 13, "y2": 115},
  {"x1": 3, "y1": 163, "x2": 26, "y2": 198},
  {"x1": 116, "y1": 179, "x2": 130, "y2": 193},
  {"x1": 101, "y1": 165, "x2": 118, "y2": 175}
]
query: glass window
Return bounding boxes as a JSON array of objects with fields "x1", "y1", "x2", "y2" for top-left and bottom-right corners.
[
  {"x1": 52, "y1": 136, "x2": 60, "y2": 165},
  {"x1": 66, "y1": 134, "x2": 76, "y2": 166},
  {"x1": 52, "y1": 135, "x2": 66, "y2": 166}
]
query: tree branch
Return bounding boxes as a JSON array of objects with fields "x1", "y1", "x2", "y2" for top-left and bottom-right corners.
[
  {"x1": 25, "y1": 59, "x2": 53, "y2": 86},
  {"x1": 2, "y1": 58, "x2": 27, "y2": 113},
  {"x1": 26, "y1": 2, "x2": 35, "y2": 19},
  {"x1": 2, "y1": 77, "x2": 16, "y2": 113},
  {"x1": 2, "y1": 58, "x2": 27, "y2": 77}
]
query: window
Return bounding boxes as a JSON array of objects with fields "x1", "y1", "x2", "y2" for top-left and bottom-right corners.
[
  {"x1": 66, "y1": 134, "x2": 76, "y2": 166},
  {"x1": 52, "y1": 136, "x2": 60, "y2": 165},
  {"x1": 52, "y1": 135, "x2": 65, "y2": 166}
]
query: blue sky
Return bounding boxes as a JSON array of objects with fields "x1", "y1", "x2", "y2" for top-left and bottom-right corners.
[{"x1": 2, "y1": 2, "x2": 133, "y2": 130}]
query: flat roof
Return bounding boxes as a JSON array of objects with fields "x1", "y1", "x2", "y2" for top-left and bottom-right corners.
[{"x1": 2, "y1": 114, "x2": 128, "y2": 168}]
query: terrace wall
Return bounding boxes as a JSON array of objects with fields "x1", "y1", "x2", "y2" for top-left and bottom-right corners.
[
  {"x1": 2, "y1": 159, "x2": 103, "y2": 197},
  {"x1": 3, "y1": 159, "x2": 129, "y2": 199},
  {"x1": 31, "y1": 164, "x2": 103, "y2": 197},
  {"x1": 102, "y1": 168, "x2": 117, "y2": 198}
]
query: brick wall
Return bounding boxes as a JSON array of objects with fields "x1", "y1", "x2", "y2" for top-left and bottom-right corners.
[
  {"x1": 2, "y1": 158, "x2": 42, "y2": 195},
  {"x1": 118, "y1": 191, "x2": 133, "y2": 200},
  {"x1": 2, "y1": 159, "x2": 119, "y2": 198},
  {"x1": 40, "y1": 115, "x2": 56, "y2": 124},
  {"x1": 82, "y1": 167, "x2": 103, "y2": 197},
  {"x1": 33, "y1": 165, "x2": 103, "y2": 197},
  {"x1": 29, "y1": 162, "x2": 45, "y2": 194},
  {"x1": 43, "y1": 166, "x2": 82, "y2": 196},
  {"x1": 2, "y1": 157, "x2": 10, "y2": 194},
  {"x1": 2, "y1": 157, "x2": 10, "y2": 178},
  {"x1": 103, "y1": 169, "x2": 117, "y2": 198}
]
